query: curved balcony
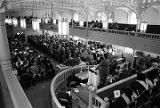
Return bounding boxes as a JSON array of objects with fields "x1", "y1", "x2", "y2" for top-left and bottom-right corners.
[
  {"x1": 50, "y1": 63, "x2": 160, "y2": 108},
  {"x1": 50, "y1": 65, "x2": 106, "y2": 108}
]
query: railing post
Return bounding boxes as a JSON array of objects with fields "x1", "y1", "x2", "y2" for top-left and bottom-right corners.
[{"x1": 88, "y1": 90, "x2": 93, "y2": 108}]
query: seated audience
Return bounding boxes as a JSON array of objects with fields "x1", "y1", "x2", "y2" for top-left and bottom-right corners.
[{"x1": 9, "y1": 36, "x2": 55, "y2": 88}]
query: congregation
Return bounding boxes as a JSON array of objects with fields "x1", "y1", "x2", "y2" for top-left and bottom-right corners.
[
  {"x1": 9, "y1": 32, "x2": 160, "y2": 108},
  {"x1": 27, "y1": 34, "x2": 160, "y2": 87},
  {"x1": 9, "y1": 34, "x2": 55, "y2": 88}
]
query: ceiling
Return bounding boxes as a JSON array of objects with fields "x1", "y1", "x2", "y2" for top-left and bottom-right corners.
[{"x1": 3, "y1": 0, "x2": 160, "y2": 17}]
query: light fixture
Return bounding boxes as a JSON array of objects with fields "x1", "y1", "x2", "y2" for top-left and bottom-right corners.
[
  {"x1": 4, "y1": 17, "x2": 9, "y2": 24},
  {"x1": 5, "y1": 17, "x2": 12, "y2": 25},
  {"x1": 12, "y1": 18, "x2": 18, "y2": 27},
  {"x1": 58, "y1": 18, "x2": 69, "y2": 35},
  {"x1": 32, "y1": 18, "x2": 40, "y2": 31},
  {"x1": 20, "y1": 18, "x2": 26, "y2": 29},
  {"x1": 58, "y1": 0, "x2": 69, "y2": 35}
]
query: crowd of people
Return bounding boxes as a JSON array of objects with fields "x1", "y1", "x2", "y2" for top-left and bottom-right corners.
[
  {"x1": 10, "y1": 33, "x2": 160, "y2": 108},
  {"x1": 27, "y1": 34, "x2": 160, "y2": 89},
  {"x1": 28, "y1": 35, "x2": 85, "y2": 65},
  {"x1": 71, "y1": 20, "x2": 137, "y2": 32},
  {"x1": 9, "y1": 35, "x2": 55, "y2": 88},
  {"x1": 28, "y1": 34, "x2": 122, "y2": 67}
]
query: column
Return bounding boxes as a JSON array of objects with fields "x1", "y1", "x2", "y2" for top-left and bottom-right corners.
[
  {"x1": 111, "y1": 11, "x2": 115, "y2": 23},
  {"x1": 103, "y1": 13, "x2": 109, "y2": 29},
  {"x1": 71, "y1": 13, "x2": 74, "y2": 28},
  {"x1": 85, "y1": 8, "x2": 89, "y2": 48},
  {"x1": 131, "y1": 49, "x2": 136, "y2": 68},
  {"x1": 136, "y1": 16, "x2": 141, "y2": 32},
  {"x1": 0, "y1": 13, "x2": 11, "y2": 70}
]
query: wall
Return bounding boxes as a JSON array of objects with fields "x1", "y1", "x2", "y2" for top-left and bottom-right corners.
[
  {"x1": 7, "y1": 10, "x2": 73, "y2": 20},
  {"x1": 114, "y1": 9, "x2": 128, "y2": 23},
  {"x1": 6, "y1": 9, "x2": 52, "y2": 18},
  {"x1": 142, "y1": 7, "x2": 160, "y2": 25},
  {"x1": 6, "y1": 25, "x2": 14, "y2": 39}
]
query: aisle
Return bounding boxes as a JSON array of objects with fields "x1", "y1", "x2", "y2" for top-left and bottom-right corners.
[
  {"x1": 24, "y1": 79, "x2": 52, "y2": 108},
  {"x1": 23, "y1": 44, "x2": 60, "y2": 108}
]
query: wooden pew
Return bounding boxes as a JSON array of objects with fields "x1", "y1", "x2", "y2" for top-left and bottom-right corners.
[{"x1": 96, "y1": 67, "x2": 155, "y2": 99}]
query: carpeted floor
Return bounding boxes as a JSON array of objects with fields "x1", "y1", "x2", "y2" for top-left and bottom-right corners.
[{"x1": 24, "y1": 79, "x2": 52, "y2": 108}]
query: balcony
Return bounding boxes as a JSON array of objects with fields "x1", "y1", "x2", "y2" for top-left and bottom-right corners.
[
  {"x1": 12, "y1": 24, "x2": 160, "y2": 54},
  {"x1": 50, "y1": 63, "x2": 160, "y2": 108},
  {"x1": 69, "y1": 27, "x2": 160, "y2": 54}
]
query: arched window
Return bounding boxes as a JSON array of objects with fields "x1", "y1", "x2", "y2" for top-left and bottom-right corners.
[
  {"x1": 73, "y1": 13, "x2": 79, "y2": 22},
  {"x1": 129, "y1": 13, "x2": 137, "y2": 24}
]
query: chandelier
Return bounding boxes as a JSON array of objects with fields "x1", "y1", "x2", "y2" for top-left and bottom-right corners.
[
  {"x1": 32, "y1": 18, "x2": 41, "y2": 31},
  {"x1": 20, "y1": 18, "x2": 26, "y2": 29},
  {"x1": 12, "y1": 18, "x2": 18, "y2": 27}
]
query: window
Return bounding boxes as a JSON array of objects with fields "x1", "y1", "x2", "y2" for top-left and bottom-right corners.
[{"x1": 129, "y1": 13, "x2": 137, "y2": 24}]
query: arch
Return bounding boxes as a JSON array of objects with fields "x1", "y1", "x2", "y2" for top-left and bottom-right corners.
[
  {"x1": 114, "y1": 5, "x2": 137, "y2": 15},
  {"x1": 141, "y1": 6, "x2": 160, "y2": 25},
  {"x1": 94, "y1": 11, "x2": 107, "y2": 21},
  {"x1": 129, "y1": 12, "x2": 137, "y2": 24},
  {"x1": 114, "y1": 8, "x2": 129, "y2": 23}
]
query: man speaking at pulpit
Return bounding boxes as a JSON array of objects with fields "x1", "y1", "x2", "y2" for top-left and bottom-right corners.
[{"x1": 95, "y1": 53, "x2": 110, "y2": 89}]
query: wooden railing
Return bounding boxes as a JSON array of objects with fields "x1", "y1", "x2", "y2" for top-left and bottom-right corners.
[
  {"x1": 50, "y1": 65, "x2": 85, "y2": 108},
  {"x1": 137, "y1": 32, "x2": 160, "y2": 39},
  {"x1": 91, "y1": 92, "x2": 105, "y2": 108},
  {"x1": 96, "y1": 67, "x2": 157, "y2": 99},
  {"x1": 50, "y1": 64, "x2": 159, "y2": 108},
  {"x1": 50, "y1": 65, "x2": 105, "y2": 108},
  {"x1": 73, "y1": 26, "x2": 160, "y2": 40}
]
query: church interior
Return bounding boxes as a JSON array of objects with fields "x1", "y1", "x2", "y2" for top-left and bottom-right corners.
[{"x1": 0, "y1": 0, "x2": 160, "y2": 108}]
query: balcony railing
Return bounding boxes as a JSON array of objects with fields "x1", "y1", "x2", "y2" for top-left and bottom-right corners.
[
  {"x1": 0, "y1": 62, "x2": 32, "y2": 108},
  {"x1": 50, "y1": 62, "x2": 160, "y2": 108},
  {"x1": 96, "y1": 67, "x2": 158, "y2": 98},
  {"x1": 73, "y1": 26, "x2": 160, "y2": 40},
  {"x1": 50, "y1": 65, "x2": 105, "y2": 108}
]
